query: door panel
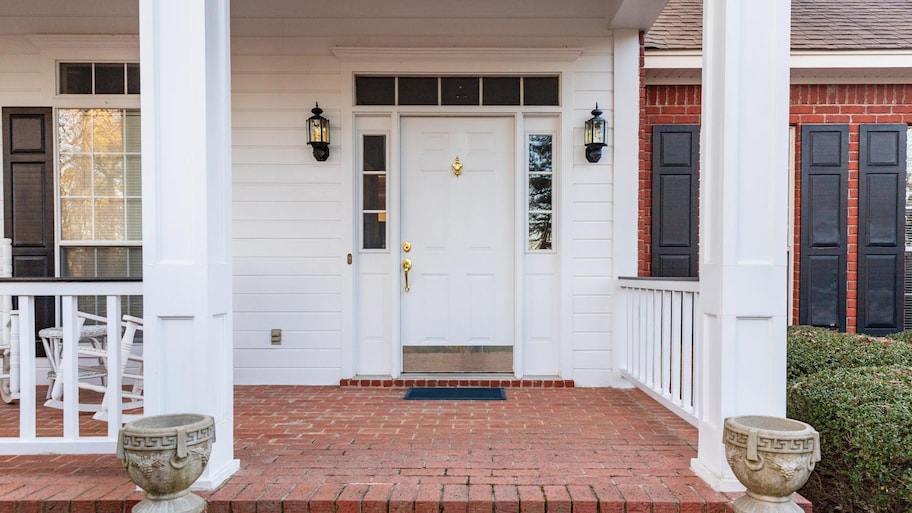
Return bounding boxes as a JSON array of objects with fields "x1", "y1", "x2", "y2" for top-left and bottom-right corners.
[
  {"x1": 400, "y1": 117, "x2": 514, "y2": 372},
  {"x1": 2, "y1": 108, "x2": 55, "y2": 350},
  {"x1": 799, "y1": 125, "x2": 848, "y2": 331},
  {"x1": 651, "y1": 125, "x2": 699, "y2": 277},
  {"x1": 858, "y1": 124, "x2": 906, "y2": 335}
]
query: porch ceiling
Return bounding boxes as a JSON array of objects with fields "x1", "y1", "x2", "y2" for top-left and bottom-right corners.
[{"x1": 1, "y1": 0, "x2": 669, "y2": 35}]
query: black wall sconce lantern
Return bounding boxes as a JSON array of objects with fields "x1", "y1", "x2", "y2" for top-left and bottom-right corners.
[
  {"x1": 584, "y1": 103, "x2": 607, "y2": 163},
  {"x1": 307, "y1": 102, "x2": 330, "y2": 161}
]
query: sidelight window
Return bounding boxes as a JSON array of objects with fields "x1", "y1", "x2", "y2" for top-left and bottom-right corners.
[
  {"x1": 528, "y1": 134, "x2": 554, "y2": 250},
  {"x1": 361, "y1": 134, "x2": 388, "y2": 250}
]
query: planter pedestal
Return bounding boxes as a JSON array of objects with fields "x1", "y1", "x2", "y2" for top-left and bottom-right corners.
[
  {"x1": 117, "y1": 414, "x2": 215, "y2": 513},
  {"x1": 723, "y1": 416, "x2": 820, "y2": 513}
]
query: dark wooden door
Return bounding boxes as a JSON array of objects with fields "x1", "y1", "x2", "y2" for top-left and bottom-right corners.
[
  {"x1": 651, "y1": 125, "x2": 699, "y2": 277},
  {"x1": 2, "y1": 107, "x2": 56, "y2": 348},
  {"x1": 799, "y1": 125, "x2": 848, "y2": 331},
  {"x1": 857, "y1": 124, "x2": 907, "y2": 335}
]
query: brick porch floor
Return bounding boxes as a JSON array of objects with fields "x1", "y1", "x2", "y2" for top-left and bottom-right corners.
[{"x1": 0, "y1": 386, "x2": 811, "y2": 513}]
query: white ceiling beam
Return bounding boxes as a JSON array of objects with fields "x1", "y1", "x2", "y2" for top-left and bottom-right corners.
[{"x1": 606, "y1": 0, "x2": 670, "y2": 30}]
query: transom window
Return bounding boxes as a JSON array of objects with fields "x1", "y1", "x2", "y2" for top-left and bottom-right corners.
[
  {"x1": 59, "y1": 62, "x2": 140, "y2": 95},
  {"x1": 356, "y1": 76, "x2": 560, "y2": 107}
]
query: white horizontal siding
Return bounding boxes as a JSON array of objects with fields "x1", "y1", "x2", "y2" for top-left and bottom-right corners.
[{"x1": 567, "y1": 45, "x2": 616, "y2": 386}]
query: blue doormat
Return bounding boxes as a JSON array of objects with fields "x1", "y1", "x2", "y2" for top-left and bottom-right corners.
[{"x1": 404, "y1": 387, "x2": 506, "y2": 400}]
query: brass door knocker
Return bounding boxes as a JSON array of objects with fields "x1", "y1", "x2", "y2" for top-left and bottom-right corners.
[{"x1": 451, "y1": 156, "x2": 463, "y2": 177}]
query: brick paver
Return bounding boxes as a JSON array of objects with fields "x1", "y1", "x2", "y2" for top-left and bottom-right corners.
[{"x1": 0, "y1": 386, "x2": 813, "y2": 512}]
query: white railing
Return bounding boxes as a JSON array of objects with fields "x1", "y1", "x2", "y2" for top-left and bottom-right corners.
[
  {"x1": 617, "y1": 277, "x2": 701, "y2": 426},
  {"x1": 0, "y1": 278, "x2": 143, "y2": 454}
]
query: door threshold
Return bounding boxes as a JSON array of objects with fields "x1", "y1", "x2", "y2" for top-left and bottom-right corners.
[{"x1": 340, "y1": 376, "x2": 574, "y2": 388}]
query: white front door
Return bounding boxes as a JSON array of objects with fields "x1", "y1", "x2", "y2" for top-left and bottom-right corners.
[{"x1": 400, "y1": 117, "x2": 514, "y2": 372}]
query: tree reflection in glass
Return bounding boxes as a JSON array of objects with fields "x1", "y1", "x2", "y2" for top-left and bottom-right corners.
[{"x1": 528, "y1": 135, "x2": 553, "y2": 250}]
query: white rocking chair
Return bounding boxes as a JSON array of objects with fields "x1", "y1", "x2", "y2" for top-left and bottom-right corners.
[{"x1": 76, "y1": 315, "x2": 144, "y2": 422}]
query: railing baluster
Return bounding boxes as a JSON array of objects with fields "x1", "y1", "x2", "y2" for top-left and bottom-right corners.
[
  {"x1": 17, "y1": 295, "x2": 37, "y2": 439},
  {"x1": 617, "y1": 278, "x2": 700, "y2": 426},
  {"x1": 105, "y1": 295, "x2": 123, "y2": 436},
  {"x1": 670, "y1": 291, "x2": 683, "y2": 406},
  {"x1": 61, "y1": 296, "x2": 80, "y2": 439}
]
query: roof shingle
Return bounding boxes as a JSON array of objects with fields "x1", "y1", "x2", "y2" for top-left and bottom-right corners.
[{"x1": 645, "y1": 0, "x2": 912, "y2": 50}]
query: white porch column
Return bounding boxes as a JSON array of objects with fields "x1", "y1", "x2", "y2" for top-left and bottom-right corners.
[
  {"x1": 611, "y1": 28, "x2": 642, "y2": 385},
  {"x1": 139, "y1": 0, "x2": 239, "y2": 489},
  {"x1": 691, "y1": 0, "x2": 791, "y2": 491}
]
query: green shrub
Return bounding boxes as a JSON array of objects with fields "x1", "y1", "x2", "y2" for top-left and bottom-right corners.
[
  {"x1": 787, "y1": 365, "x2": 912, "y2": 512},
  {"x1": 786, "y1": 325, "x2": 912, "y2": 382},
  {"x1": 886, "y1": 329, "x2": 912, "y2": 343}
]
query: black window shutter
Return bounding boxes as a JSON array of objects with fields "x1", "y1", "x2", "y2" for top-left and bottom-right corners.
[
  {"x1": 799, "y1": 125, "x2": 848, "y2": 331},
  {"x1": 651, "y1": 125, "x2": 699, "y2": 277},
  {"x1": 2, "y1": 107, "x2": 56, "y2": 348},
  {"x1": 857, "y1": 124, "x2": 907, "y2": 335}
]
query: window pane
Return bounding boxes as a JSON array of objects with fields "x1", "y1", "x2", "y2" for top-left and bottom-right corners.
[
  {"x1": 125, "y1": 111, "x2": 141, "y2": 152},
  {"x1": 483, "y1": 77, "x2": 520, "y2": 106},
  {"x1": 94, "y1": 156, "x2": 125, "y2": 196},
  {"x1": 129, "y1": 247, "x2": 143, "y2": 277},
  {"x1": 58, "y1": 109, "x2": 93, "y2": 153},
  {"x1": 524, "y1": 77, "x2": 560, "y2": 106},
  {"x1": 60, "y1": 247, "x2": 92, "y2": 277},
  {"x1": 96, "y1": 246, "x2": 128, "y2": 276},
  {"x1": 356, "y1": 76, "x2": 395, "y2": 105},
  {"x1": 61, "y1": 199, "x2": 93, "y2": 240},
  {"x1": 529, "y1": 135, "x2": 553, "y2": 172},
  {"x1": 59, "y1": 63, "x2": 92, "y2": 94},
  {"x1": 126, "y1": 198, "x2": 142, "y2": 241},
  {"x1": 94, "y1": 198, "x2": 125, "y2": 240},
  {"x1": 442, "y1": 77, "x2": 479, "y2": 105},
  {"x1": 126, "y1": 155, "x2": 142, "y2": 196},
  {"x1": 529, "y1": 175, "x2": 552, "y2": 211},
  {"x1": 529, "y1": 213, "x2": 553, "y2": 250},
  {"x1": 363, "y1": 213, "x2": 387, "y2": 249},
  {"x1": 399, "y1": 77, "x2": 438, "y2": 105},
  {"x1": 94, "y1": 63, "x2": 125, "y2": 94},
  {"x1": 93, "y1": 110, "x2": 124, "y2": 152},
  {"x1": 59, "y1": 154, "x2": 92, "y2": 197},
  {"x1": 127, "y1": 63, "x2": 141, "y2": 94},
  {"x1": 363, "y1": 135, "x2": 386, "y2": 171},
  {"x1": 363, "y1": 175, "x2": 386, "y2": 211}
]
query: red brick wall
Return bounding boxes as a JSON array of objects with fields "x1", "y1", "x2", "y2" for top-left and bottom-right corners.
[
  {"x1": 640, "y1": 83, "x2": 912, "y2": 331},
  {"x1": 639, "y1": 85, "x2": 702, "y2": 277}
]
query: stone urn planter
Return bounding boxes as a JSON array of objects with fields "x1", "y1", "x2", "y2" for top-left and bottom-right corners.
[
  {"x1": 117, "y1": 413, "x2": 215, "y2": 513},
  {"x1": 723, "y1": 416, "x2": 820, "y2": 513}
]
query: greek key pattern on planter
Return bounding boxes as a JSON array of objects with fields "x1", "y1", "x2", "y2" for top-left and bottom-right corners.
[
  {"x1": 124, "y1": 441, "x2": 212, "y2": 476},
  {"x1": 723, "y1": 428, "x2": 815, "y2": 454},
  {"x1": 121, "y1": 424, "x2": 216, "y2": 451}
]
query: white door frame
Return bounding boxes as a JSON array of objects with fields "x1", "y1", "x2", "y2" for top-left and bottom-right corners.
[{"x1": 337, "y1": 47, "x2": 581, "y2": 380}]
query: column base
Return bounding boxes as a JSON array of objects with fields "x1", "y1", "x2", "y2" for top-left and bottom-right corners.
[
  {"x1": 192, "y1": 458, "x2": 240, "y2": 490},
  {"x1": 690, "y1": 457, "x2": 746, "y2": 493}
]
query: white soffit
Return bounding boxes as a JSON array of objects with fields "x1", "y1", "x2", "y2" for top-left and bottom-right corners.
[{"x1": 645, "y1": 49, "x2": 912, "y2": 84}]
